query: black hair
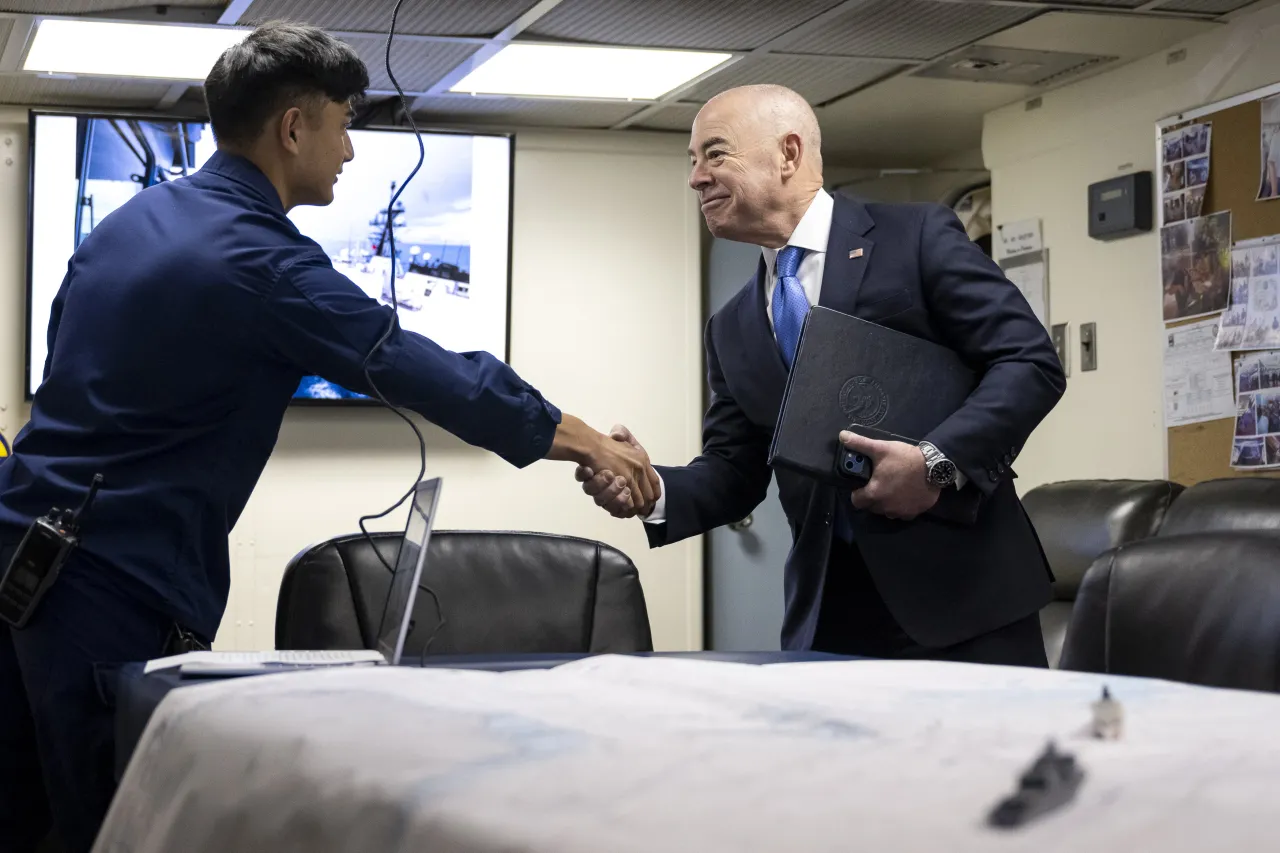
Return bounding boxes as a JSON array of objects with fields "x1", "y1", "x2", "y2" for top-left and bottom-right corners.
[{"x1": 203, "y1": 21, "x2": 369, "y2": 147}]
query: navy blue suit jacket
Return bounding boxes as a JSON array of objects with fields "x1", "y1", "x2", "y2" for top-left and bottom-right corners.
[
  {"x1": 0, "y1": 152, "x2": 560, "y2": 639},
  {"x1": 647, "y1": 194, "x2": 1066, "y2": 650}
]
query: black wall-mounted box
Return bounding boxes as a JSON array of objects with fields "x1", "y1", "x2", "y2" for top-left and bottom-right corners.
[{"x1": 1087, "y1": 171, "x2": 1153, "y2": 240}]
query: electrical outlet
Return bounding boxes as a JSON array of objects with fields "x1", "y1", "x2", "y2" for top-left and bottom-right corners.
[
  {"x1": 1080, "y1": 322, "x2": 1098, "y2": 371},
  {"x1": 1051, "y1": 323, "x2": 1070, "y2": 377}
]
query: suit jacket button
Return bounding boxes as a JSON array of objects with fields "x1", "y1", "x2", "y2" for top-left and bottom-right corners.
[
  {"x1": 1003, "y1": 454, "x2": 1013, "y2": 466},
  {"x1": 988, "y1": 470, "x2": 999, "y2": 482}
]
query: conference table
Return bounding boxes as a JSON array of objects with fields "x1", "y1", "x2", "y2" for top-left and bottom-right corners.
[{"x1": 100, "y1": 652, "x2": 1280, "y2": 852}]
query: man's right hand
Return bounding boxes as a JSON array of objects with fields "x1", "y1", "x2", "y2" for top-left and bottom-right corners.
[
  {"x1": 576, "y1": 425, "x2": 657, "y2": 519},
  {"x1": 547, "y1": 416, "x2": 657, "y2": 514}
]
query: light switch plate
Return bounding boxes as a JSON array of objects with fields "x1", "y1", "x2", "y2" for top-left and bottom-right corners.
[
  {"x1": 1080, "y1": 322, "x2": 1098, "y2": 372},
  {"x1": 1051, "y1": 323, "x2": 1070, "y2": 376}
]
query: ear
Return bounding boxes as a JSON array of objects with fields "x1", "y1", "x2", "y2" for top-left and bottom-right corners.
[
  {"x1": 779, "y1": 131, "x2": 803, "y2": 179},
  {"x1": 278, "y1": 106, "x2": 303, "y2": 154}
]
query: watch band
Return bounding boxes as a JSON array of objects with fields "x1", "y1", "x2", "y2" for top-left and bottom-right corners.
[{"x1": 919, "y1": 441, "x2": 957, "y2": 487}]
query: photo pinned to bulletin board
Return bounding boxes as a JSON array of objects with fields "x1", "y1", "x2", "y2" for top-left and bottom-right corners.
[
  {"x1": 1231, "y1": 350, "x2": 1280, "y2": 469},
  {"x1": 1161, "y1": 210, "x2": 1232, "y2": 323},
  {"x1": 1216, "y1": 237, "x2": 1280, "y2": 350},
  {"x1": 1257, "y1": 95, "x2": 1280, "y2": 201},
  {"x1": 1162, "y1": 121, "x2": 1211, "y2": 223}
]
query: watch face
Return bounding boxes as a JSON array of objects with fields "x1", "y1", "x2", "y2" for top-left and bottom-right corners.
[{"x1": 928, "y1": 460, "x2": 957, "y2": 486}]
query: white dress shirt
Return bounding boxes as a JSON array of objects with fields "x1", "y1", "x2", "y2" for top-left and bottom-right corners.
[{"x1": 642, "y1": 189, "x2": 959, "y2": 526}]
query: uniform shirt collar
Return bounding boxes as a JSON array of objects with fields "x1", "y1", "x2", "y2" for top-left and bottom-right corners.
[{"x1": 201, "y1": 150, "x2": 286, "y2": 212}]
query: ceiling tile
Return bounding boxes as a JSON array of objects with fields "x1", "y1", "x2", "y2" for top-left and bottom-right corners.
[
  {"x1": 0, "y1": 73, "x2": 173, "y2": 107},
  {"x1": 524, "y1": 0, "x2": 845, "y2": 51},
  {"x1": 412, "y1": 96, "x2": 639, "y2": 129},
  {"x1": 0, "y1": 1, "x2": 211, "y2": 10},
  {"x1": 1022, "y1": 0, "x2": 1145, "y2": 6},
  {"x1": 772, "y1": 0, "x2": 1041, "y2": 60},
  {"x1": 685, "y1": 55, "x2": 905, "y2": 106},
  {"x1": 632, "y1": 103, "x2": 703, "y2": 133},
  {"x1": 1153, "y1": 0, "x2": 1258, "y2": 12},
  {"x1": 341, "y1": 37, "x2": 477, "y2": 93},
  {"x1": 237, "y1": 0, "x2": 537, "y2": 36}
]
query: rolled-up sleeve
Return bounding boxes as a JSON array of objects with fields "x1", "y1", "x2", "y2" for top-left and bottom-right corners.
[{"x1": 261, "y1": 253, "x2": 561, "y2": 468}]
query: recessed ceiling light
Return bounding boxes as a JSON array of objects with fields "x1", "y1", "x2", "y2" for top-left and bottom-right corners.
[
  {"x1": 23, "y1": 18, "x2": 248, "y2": 81},
  {"x1": 450, "y1": 43, "x2": 733, "y2": 100}
]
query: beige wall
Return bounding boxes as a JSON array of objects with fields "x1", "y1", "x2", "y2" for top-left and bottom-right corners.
[
  {"x1": 982, "y1": 2, "x2": 1280, "y2": 491},
  {"x1": 0, "y1": 110, "x2": 705, "y2": 651}
]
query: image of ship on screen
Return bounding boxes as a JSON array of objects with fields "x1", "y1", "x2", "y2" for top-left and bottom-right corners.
[{"x1": 326, "y1": 185, "x2": 473, "y2": 315}]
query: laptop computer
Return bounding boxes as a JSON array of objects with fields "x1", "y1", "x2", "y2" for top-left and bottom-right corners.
[
  {"x1": 374, "y1": 476, "x2": 443, "y2": 665},
  {"x1": 768, "y1": 307, "x2": 981, "y2": 524},
  {"x1": 148, "y1": 478, "x2": 444, "y2": 676}
]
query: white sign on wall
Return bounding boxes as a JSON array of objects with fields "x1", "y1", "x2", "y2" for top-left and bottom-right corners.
[{"x1": 997, "y1": 217, "x2": 1043, "y2": 259}]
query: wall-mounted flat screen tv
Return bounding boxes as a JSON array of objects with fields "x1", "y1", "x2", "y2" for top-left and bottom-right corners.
[{"x1": 26, "y1": 111, "x2": 513, "y2": 402}]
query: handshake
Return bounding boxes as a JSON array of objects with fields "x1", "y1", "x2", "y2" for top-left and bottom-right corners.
[{"x1": 575, "y1": 424, "x2": 658, "y2": 519}]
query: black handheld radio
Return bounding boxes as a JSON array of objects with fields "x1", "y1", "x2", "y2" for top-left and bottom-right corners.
[{"x1": 0, "y1": 473, "x2": 103, "y2": 628}]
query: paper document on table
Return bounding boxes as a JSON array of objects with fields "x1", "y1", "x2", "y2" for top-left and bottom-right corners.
[
  {"x1": 1164, "y1": 317, "x2": 1236, "y2": 427},
  {"x1": 144, "y1": 650, "x2": 386, "y2": 674}
]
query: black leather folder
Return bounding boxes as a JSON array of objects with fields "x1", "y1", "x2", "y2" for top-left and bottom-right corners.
[{"x1": 767, "y1": 306, "x2": 982, "y2": 524}]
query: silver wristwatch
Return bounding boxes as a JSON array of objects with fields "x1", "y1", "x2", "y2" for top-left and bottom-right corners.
[{"x1": 919, "y1": 441, "x2": 957, "y2": 488}]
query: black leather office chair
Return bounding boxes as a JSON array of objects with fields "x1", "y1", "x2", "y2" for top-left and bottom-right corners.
[
  {"x1": 1059, "y1": 532, "x2": 1280, "y2": 692},
  {"x1": 276, "y1": 530, "x2": 653, "y2": 656},
  {"x1": 1154, "y1": 477, "x2": 1280, "y2": 537},
  {"x1": 1021, "y1": 479, "x2": 1182, "y2": 667}
]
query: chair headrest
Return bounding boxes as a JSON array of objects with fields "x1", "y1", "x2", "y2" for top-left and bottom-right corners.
[
  {"x1": 280, "y1": 530, "x2": 652, "y2": 656},
  {"x1": 1020, "y1": 479, "x2": 1182, "y2": 601},
  {"x1": 1156, "y1": 477, "x2": 1280, "y2": 538},
  {"x1": 1062, "y1": 532, "x2": 1280, "y2": 691}
]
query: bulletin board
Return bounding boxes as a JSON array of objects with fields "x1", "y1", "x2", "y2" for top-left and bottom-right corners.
[{"x1": 1161, "y1": 92, "x2": 1280, "y2": 485}]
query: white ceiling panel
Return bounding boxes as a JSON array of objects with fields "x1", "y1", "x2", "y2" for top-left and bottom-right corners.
[{"x1": 978, "y1": 10, "x2": 1215, "y2": 56}]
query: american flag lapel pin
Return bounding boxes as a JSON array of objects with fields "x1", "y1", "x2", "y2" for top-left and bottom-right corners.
[{"x1": 849, "y1": 249, "x2": 864, "y2": 259}]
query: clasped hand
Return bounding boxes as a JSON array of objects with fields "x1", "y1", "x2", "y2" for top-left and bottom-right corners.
[
  {"x1": 574, "y1": 428, "x2": 939, "y2": 523},
  {"x1": 577, "y1": 425, "x2": 657, "y2": 518},
  {"x1": 839, "y1": 430, "x2": 940, "y2": 521}
]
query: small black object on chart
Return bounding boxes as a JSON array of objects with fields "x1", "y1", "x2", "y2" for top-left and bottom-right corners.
[{"x1": 988, "y1": 740, "x2": 1084, "y2": 829}]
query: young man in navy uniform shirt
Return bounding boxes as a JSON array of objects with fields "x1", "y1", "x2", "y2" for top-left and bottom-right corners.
[{"x1": 0, "y1": 22, "x2": 656, "y2": 852}]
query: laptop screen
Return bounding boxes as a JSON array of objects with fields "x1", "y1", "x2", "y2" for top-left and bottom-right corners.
[{"x1": 375, "y1": 478, "x2": 442, "y2": 664}]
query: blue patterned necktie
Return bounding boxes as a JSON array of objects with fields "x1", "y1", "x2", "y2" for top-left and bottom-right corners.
[
  {"x1": 772, "y1": 245, "x2": 809, "y2": 368},
  {"x1": 770, "y1": 244, "x2": 855, "y2": 543}
]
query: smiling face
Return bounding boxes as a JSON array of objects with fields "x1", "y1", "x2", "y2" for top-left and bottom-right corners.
[
  {"x1": 688, "y1": 94, "x2": 782, "y2": 244},
  {"x1": 687, "y1": 86, "x2": 824, "y2": 248}
]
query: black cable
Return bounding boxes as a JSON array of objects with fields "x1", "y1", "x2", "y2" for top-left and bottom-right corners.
[{"x1": 358, "y1": 0, "x2": 446, "y2": 658}]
